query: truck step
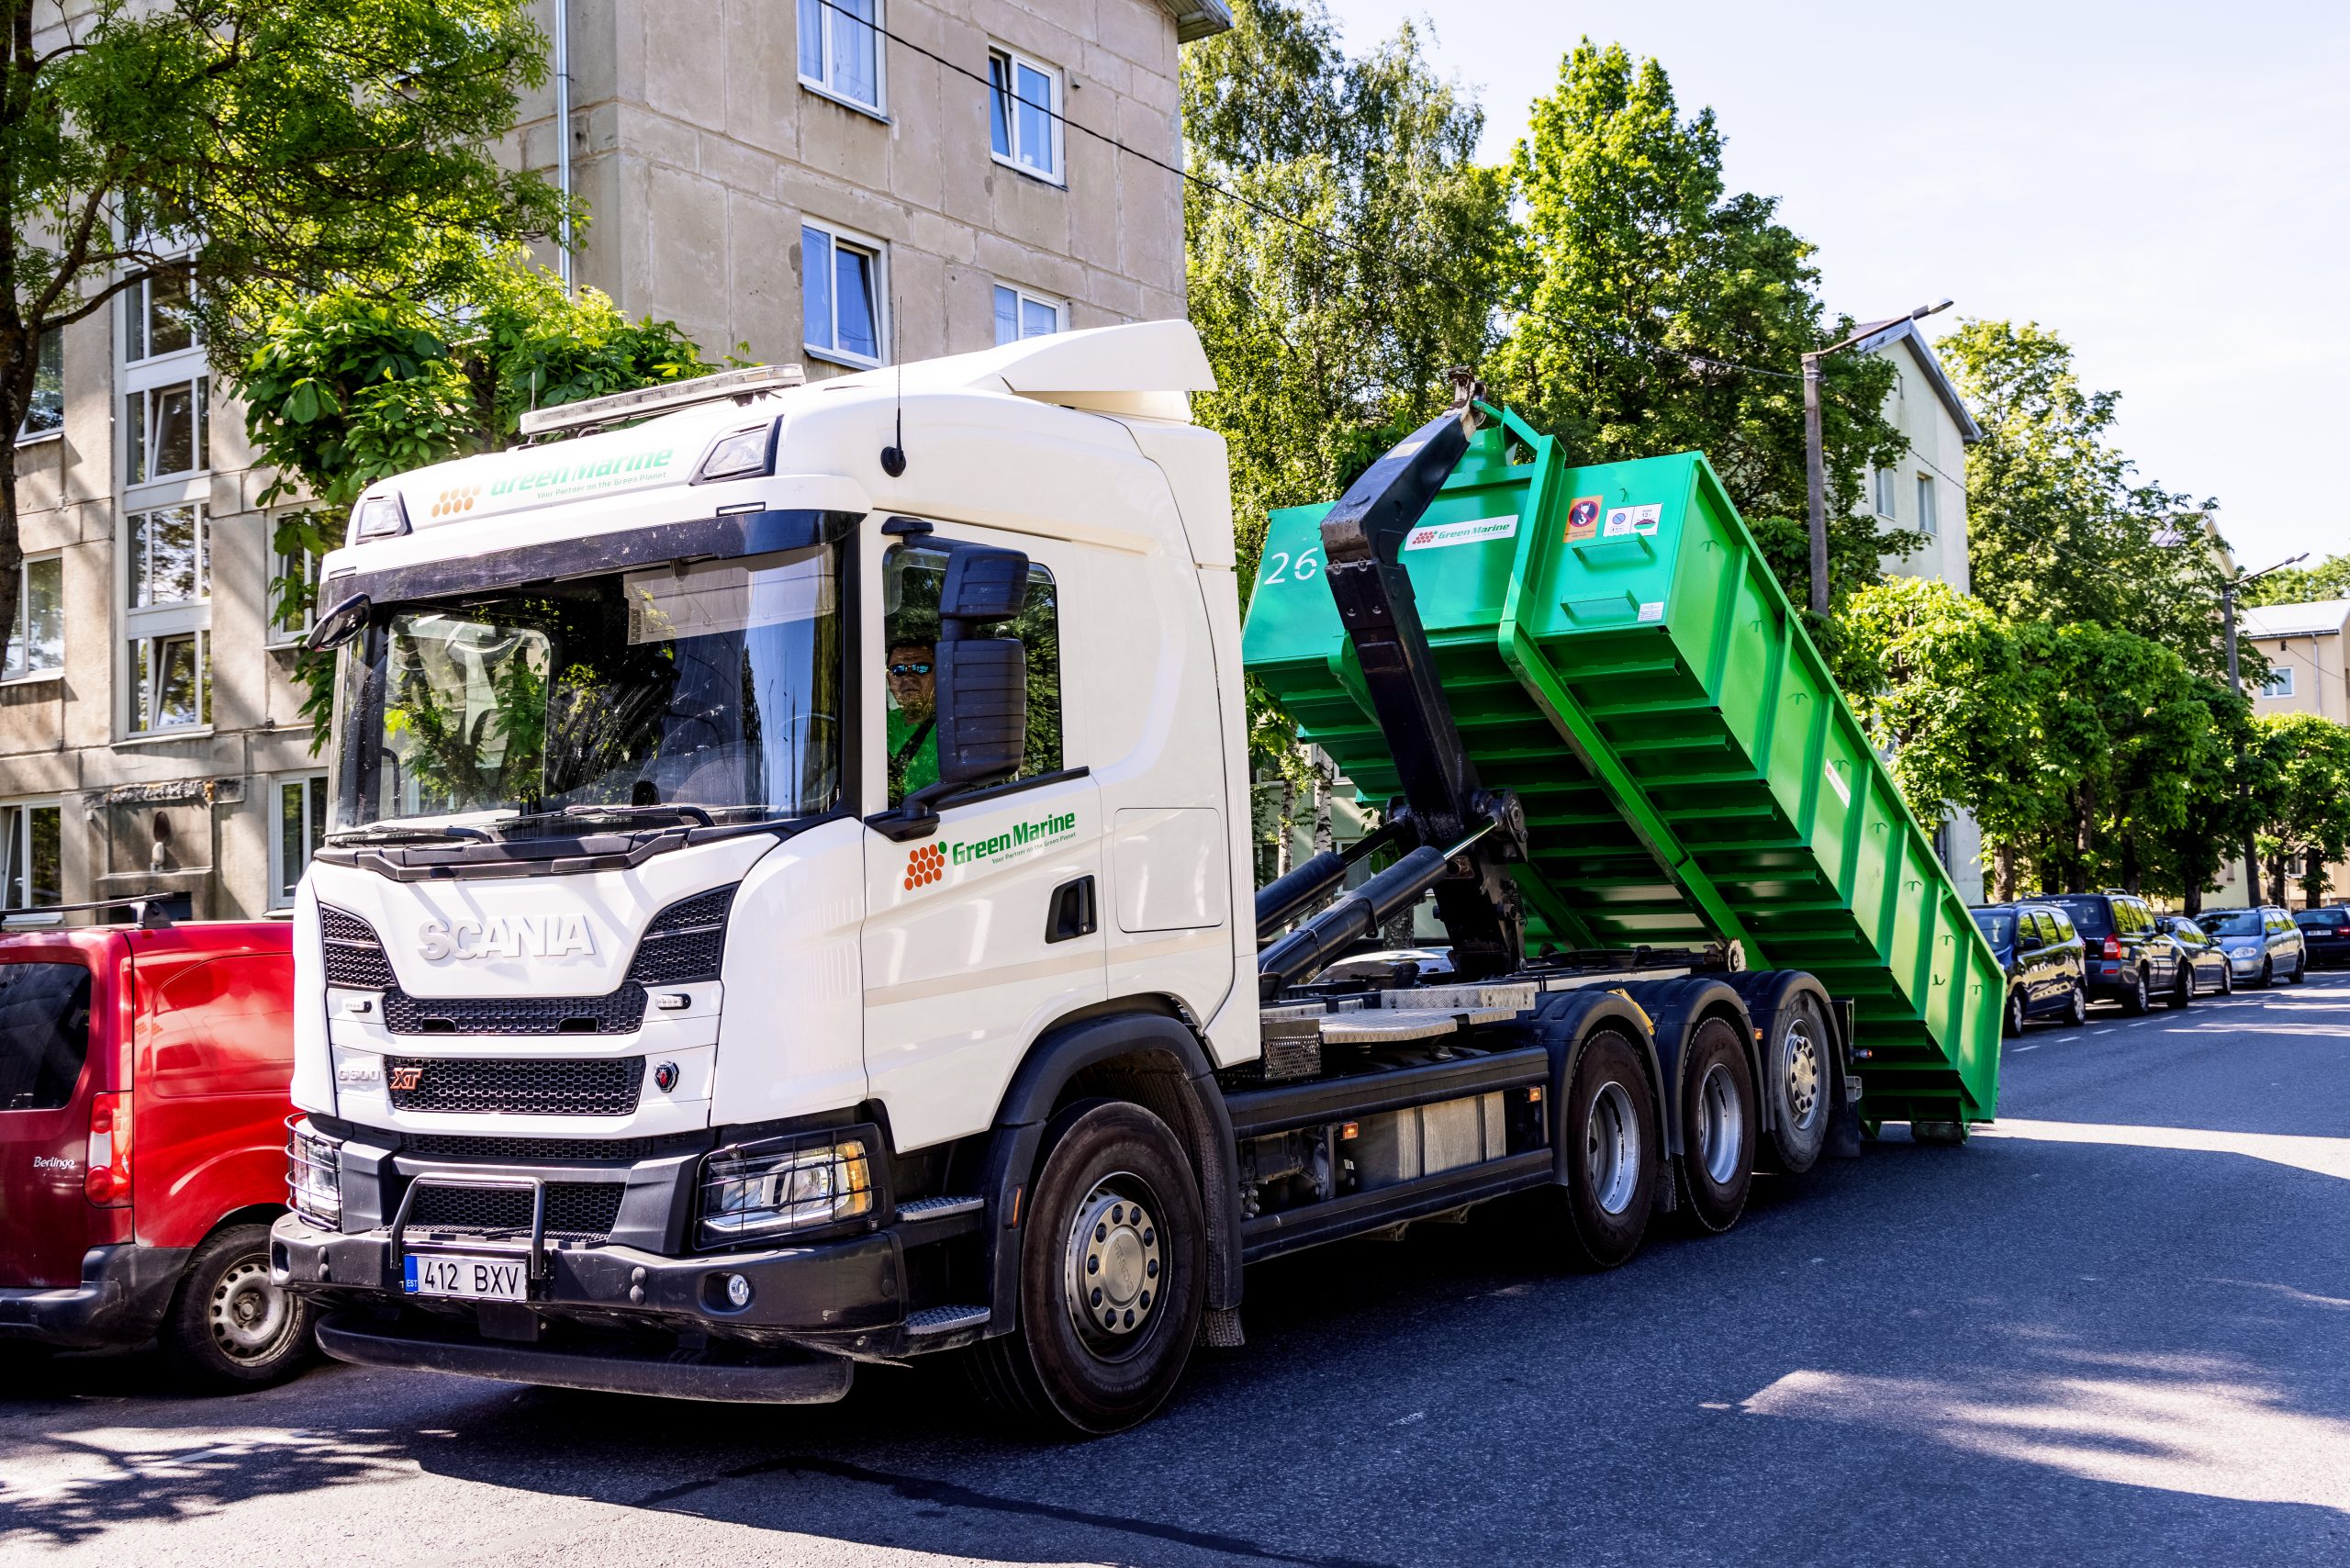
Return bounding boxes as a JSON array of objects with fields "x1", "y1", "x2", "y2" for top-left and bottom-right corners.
[
  {"x1": 904, "y1": 1305, "x2": 990, "y2": 1336},
  {"x1": 898, "y1": 1194, "x2": 984, "y2": 1220}
]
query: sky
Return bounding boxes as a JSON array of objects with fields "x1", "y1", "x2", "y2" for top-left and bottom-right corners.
[{"x1": 1320, "y1": 0, "x2": 2349, "y2": 577}]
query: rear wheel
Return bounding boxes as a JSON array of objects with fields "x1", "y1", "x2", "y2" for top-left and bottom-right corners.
[
  {"x1": 1677, "y1": 1017, "x2": 1756, "y2": 1235},
  {"x1": 2002, "y1": 988, "x2": 2026, "y2": 1037},
  {"x1": 968, "y1": 1100, "x2": 1204, "y2": 1436},
  {"x1": 2061, "y1": 982, "x2": 2088, "y2": 1027},
  {"x1": 2166, "y1": 967, "x2": 2193, "y2": 1009},
  {"x1": 2121, "y1": 967, "x2": 2152, "y2": 1014},
  {"x1": 2218, "y1": 963, "x2": 2233, "y2": 995},
  {"x1": 1549, "y1": 1029, "x2": 1658, "y2": 1269},
  {"x1": 1762, "y1": 994, "x2": 1834, "y2": 1174},
  {"x1": 159, "y1": 1224, "x2": 315, "y2": 1392}
]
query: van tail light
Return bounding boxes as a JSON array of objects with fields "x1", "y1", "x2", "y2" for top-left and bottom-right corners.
[
  {"x1": 2101, "y1": 936, "x2": 2121, "y2": 960},
  {"x1": 85, "y1": 1092, "x2": 132, "y2": 1206}
]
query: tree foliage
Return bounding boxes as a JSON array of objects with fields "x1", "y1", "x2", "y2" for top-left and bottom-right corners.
[
  {"x1": 1497, "y1": 40, "x2": 1913, "y2": 611},
  {"x1": 238, "y1": 264, "x2": 717, "y2": 743},
  {"x1": 2248, "y1": 713, "x2": 2350, "y2": 905},
  {"x1": 2242, "y1": 550, "x2": 2350, "y2": 608},
  {"x1": 0, "y1": 0, "x2": 565, "y2": 671}
]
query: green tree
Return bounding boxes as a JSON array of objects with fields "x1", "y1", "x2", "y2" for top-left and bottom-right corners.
[
  {"x1": 1498, "y1": 40, "x2": 1913, "y2": 612},
  {"x1": 2144, "y1": 678, "x2": 2257, "y2": 913},
  {"x1": 238, "y1": 264, "x2": 715, "y2": 742},
  {"x1": 0, "y1": 0, "x2": 565, "y2": 673},
  {"x1": 1939, "y1": 319, "x2": 2244, "y2": 682},
  {"x1": 2247, "y1": 712, "x2": 2350, "y2": 906},
  {"x1": 2242, "y1": 550, "x2": 2350, "y2": 608}
]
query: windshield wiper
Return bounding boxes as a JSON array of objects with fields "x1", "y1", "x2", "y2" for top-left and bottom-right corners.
[
  {"x1": 329, "y1": 823, "x2": 501, "y2": 846},
  {"x1": 499, "y1": 802, "x2": 719, "y2": 834}
]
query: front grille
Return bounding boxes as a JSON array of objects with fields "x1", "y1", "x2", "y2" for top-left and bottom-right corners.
[
  {"x1": 320, "y1": 906, "x2": 397, "y2": 989},
  {"x1": 386, "y1": 1056, "x2": 644, "y2": 1116},
  {"x1": 382, "y1": 984, "x2": 648, "y2": 1036},
  {"x1": 406, "y1": 1181, "x2": 625, "y2": 1239},
  {"x1": 402, "y1": 1132, "x2": 678, "y2": 1162},
  {"x1": 626, "y1": 886, "x2": 735, "y2": 984}
]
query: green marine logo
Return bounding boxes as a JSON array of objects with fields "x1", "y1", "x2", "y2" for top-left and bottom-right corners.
[{"x1": 949, "y1": 812, "x2": 1078, "y2": 869}]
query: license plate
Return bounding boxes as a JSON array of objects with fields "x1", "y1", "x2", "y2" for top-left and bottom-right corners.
[{"x1": 403, "y1": 1252, "x2": 528, "y2": 1301}]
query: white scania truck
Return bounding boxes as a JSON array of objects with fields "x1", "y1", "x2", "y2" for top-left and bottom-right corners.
[{"x1": 273, "y1": 321, "x2": 1863, "y2": 1433}]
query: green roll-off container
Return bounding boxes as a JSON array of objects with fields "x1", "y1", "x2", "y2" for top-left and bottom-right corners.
[{"x1": 1242, "y1": 409, "x2": 2000, "y2": 1126}]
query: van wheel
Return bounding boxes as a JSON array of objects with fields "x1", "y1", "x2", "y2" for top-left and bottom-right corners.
[
  {"x1": 1677, "y1": 1017, "x2": 1756, "y2": 1235},
  {"x1": 2002, "y1": 989, "x2": 2025, "y2": 1037},
  {"x1": 159, "y1": 1224, "x2": 316, "y2": 1392},
  {"x1": 968, "y1": 1100, "x2": 1204, "y2": 1436},
  {"x1": 2062, "y1": 982, "x2": 2088, "y2": 1027},
  {"x1": 1763, "y1": 994, "x2": 1834, "y2": 1173},
  {"x1": 2121, "y1": 967, "x2": 2152, "y2": 1014},
  {"x1": 1547, "y1": 1029, "x2": 1658, "y2": 1268}
]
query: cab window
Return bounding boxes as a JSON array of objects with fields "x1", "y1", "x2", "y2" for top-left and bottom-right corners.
[
  {"x1": 882, "y1": 543, "x2": 1062, "y2": 806},
  {"x1": 0, "y1": 961, "x2": 94, "y2": 1111}
]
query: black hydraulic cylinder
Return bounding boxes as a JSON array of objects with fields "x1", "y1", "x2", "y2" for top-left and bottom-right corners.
[
  {"x1": 1255, "y1": 849, "x2": 1349, "y2": 941},
  {"x1": 1256, "y1": 845, "x2": 1449, "y2": 1001}
]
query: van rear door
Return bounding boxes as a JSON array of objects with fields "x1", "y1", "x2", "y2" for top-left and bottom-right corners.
[{"x1": 0, "y1": 941, "x2": 113, "y2": 1288}]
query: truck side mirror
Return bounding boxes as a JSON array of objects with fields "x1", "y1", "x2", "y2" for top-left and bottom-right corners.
[{"x1": 938, "y1": 546, "x2": 1029, "y2": 622}]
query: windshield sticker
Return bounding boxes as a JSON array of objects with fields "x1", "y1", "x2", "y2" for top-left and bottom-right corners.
[
  {"x1": 1564, "y1": 496, "x2": 1603, "y2": 543},
  {"x1": 1403, "y1": 514, "x2": 1517, "y2": 552},
  {"x1": 1603, "y1": 503, "x2": 1662, "y2": 537},
  {"x1": 467, "y1": 442, "x2": 681, "y2": 513}
]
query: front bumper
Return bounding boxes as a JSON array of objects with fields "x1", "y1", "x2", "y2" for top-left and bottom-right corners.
[{"x1": 0, "y1": 1244, "x2": 192, "y2": 1349}]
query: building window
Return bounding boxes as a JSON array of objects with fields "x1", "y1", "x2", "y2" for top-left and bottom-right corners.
[
  {"x1": 128, "y1": 631, "x2": 209, "y2": 734},
  {"x1": 1873, "y1": 467, "x2": 1897, "y2": 519},
  {"x1": 123, "y1": 270, "x2": 197, "y2": 364},
  {"x1": 993, "y1": 285, "x2": 1064, "y2": 345},
  {"x1": 0, "y1": 801, "x2": 62, "y2": 913},
  {"x1": 799, "y1": 0, "x2": 882, "y2": 113},
  {"x1": 127, "y1": 504, "x2": 207, "y2": 608},
  {"x1": 4, "y1": 555, "x2": 62, "y2": 680},
  {"x1": 271, "y1": 774, "x2": 328, "y2": 908},
  {"x1": 1916, "y1": 473, "x2": 1938, "y2": 538},
  {"x1": 801, "y1": 222, "x2": 886, "y2": 367},
  {"x1": 270, "y1": 527, "x2": 321, "y2": 646},
  {"x1": 988, "y1": 47, "x2": 1064, "y2": 183},
  {"x1": 2260, "y1": 665, "x2": 2294, "y2": 700},
  {"x1": 122, "y1": 505, "x2": 209, "y2": 736},
  {"x1": 125, "y1": 375, "x2": 209, "y2": 486},
  {"x1": 17, "y1": 330, "x2": 62, "y2": 441}
]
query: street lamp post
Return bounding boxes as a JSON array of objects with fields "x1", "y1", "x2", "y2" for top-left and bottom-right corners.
[
  {"x1": 2221, "y1": 553, "x2": 2308, "y2": 903},
  {"x1": 1802, "y1": 298, "x2": 1953, "y2": 617}
]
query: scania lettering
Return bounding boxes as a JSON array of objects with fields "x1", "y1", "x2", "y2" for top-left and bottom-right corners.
[{"x1": 273, "y1": 323, "x2": 1998, "y2": 1434}]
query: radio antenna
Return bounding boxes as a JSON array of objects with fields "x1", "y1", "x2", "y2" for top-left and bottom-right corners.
[{"x1": 880, "y1": 296, "x2": 908, "y2": 476}]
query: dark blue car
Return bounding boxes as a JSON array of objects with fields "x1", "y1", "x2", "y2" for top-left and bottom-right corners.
[{"x1": 1972, "y1": 902, "x2": 2090, "y2": 1036}]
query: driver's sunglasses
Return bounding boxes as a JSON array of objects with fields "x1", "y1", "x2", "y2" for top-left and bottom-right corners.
[{"x1": 889, "y1": 661, "x2": 933, "y2": 677}]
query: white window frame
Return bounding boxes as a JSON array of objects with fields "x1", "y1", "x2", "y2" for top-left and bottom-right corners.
[
  {"x1": 268, "y1": 518, "x2": 322, "y2": 648},
  {"x1": 122, "y1": 374, "x2": 210, "y2": 489},
  {"x1": 1873, "y1": 466, "x2": 1897, "y2": 519},
  {"x1": 3, "y1": 553, "x2": 63, "y2": 683},
  {"x1": 2259, "y1": 665, "x2": 2294, "y2": 700},
  {"x1": 121, "y1": 269, "x2": 198, "y2": 366},
  {"x1": 1915, "y1": 472, "x2": 1938, "y2": 538},
  {"x1": 798, "y1": 0, "x2": 886, "y2": 117},
  {"x1": 992, "y1": 284, "x2": 1065, "y2": 346},
  {"x1": 0, "y1": 798, "x2": 64, "y2": 920},
  {"x1": 988, "y1": 45, "x2": 1065, "y2": 185},
  {"x1": 120, "y1": 502, "x2": 210, "y2": 738},
  {"x1": 800, "y1": 219, "x2": 890, "y2": 370},
  {"x1": 268, "y1": 772, "x2": 329, "y2": 909},
  {"x1": 16, "y1": 327, "x2": 62, "y2": 444}
]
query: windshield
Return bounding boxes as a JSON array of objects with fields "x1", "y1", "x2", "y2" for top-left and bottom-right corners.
[
  {"x1": 2048, "y1": 898, "x2": 2110, "y2": 937},
  {"x1": 2196, "y1": 910, "x2": 2263, "y2": 937},
  {"x1": 332, "y1": 544, "x2": 843, "y2": 833},
  {"x1": 1972, "y1": 912, "x2": 2016, "y2": 946}
]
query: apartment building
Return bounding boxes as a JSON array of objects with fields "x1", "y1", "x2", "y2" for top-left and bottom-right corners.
[
  {"x1": 2209, "y1": 597, "x2": 2350, "y2": 905},
  {"x1": 0, "y1": 0, "x2": 1227, "y2": 922},
  {"x1": 1858, "y1": 316, "x2": 1987, "y2": 901}
]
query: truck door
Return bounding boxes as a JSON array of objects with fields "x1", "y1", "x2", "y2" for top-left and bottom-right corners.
[
  {"x1": 0, "y1": 946, "x2": 107, "y2": 1289},
  {"x1": 861, "y1": 531, "x2": 1105, "y2": 1151}
]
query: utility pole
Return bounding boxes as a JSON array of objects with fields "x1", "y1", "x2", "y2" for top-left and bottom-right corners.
[
  {"x1": 1803, "y1": 298, "x2": 1953, "y2": 619},
  {"x1": 2221, "y1": 553, "x2": 2307, "y2": 905}
]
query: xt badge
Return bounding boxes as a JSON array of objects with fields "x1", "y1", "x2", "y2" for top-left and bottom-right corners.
[{"x1": 387, "y1": 1063, "x2": 424, "y2": 1092}]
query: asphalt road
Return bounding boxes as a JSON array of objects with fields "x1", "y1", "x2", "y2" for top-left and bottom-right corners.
[{"x1": 7, "y1": 974, "x2": 2350, "y2": 1567}]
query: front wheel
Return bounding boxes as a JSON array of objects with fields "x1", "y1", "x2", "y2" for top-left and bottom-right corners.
[
  {"x1": 968, "y1": 1100, "x2": 1205, "y2": 1436},
  {"x1": 2289, "y1": 954, "x2": 2308, "y2": 985},
  {"x1": 1677, "y1": 1017, "x2": 1757, "y2": 1236},
  {"x1": 2218, "y1": 963, "x2": 2233, "y2": 995},
  {"x1": 2002, "y1": 988, "x2": 2026, "y2": 1038},
  {"x1": 2257, "y1": 958, "x2": 2274, "y2": 989},
  {"x1": 158, "y1": 1224, "x2": 316, "y2": 1392}
]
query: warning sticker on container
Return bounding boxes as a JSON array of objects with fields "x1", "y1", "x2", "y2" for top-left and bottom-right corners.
[
  {"x1": 1403, "y1": 514, "x2": 1518, "y2": 552},
  {"x1": 1824, "y1": 759, "x2": 1852, "y2": 807},
  {"x1": 1564, "y1": 495, "x2": 1604, "y2": 543},
  {"x1": 1637, "y1": 601, "x2": 1664, "y2": 623},
  {"x1": 1603, "y1": 503, "x2": 1663, "y2": 537}
]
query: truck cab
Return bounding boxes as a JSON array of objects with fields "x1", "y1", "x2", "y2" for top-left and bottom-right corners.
[{"x1": 1, "y1": 916, "x2": 312, "y2": 1388}]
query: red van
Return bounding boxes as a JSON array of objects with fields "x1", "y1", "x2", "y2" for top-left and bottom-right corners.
[{"x1": 0, "y1": 914, "x2": 315, "y2": 1389}]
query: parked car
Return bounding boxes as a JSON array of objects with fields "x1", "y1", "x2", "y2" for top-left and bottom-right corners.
[
  {"x1": 2042, "y1": 892, "x2": 2185, "y2": 1014},
  {"x1": 2290, "y1": 906, "x2": 2350, "y2": 969},
  {"x1": 0, "y1": 914, "x2": 313, "y2": 1389},
  {"x1": 1972, "y1": 903, "x2": 2090, "y2": 1035},
  {"x1": 2155, "y1": 916, "x2": 2234, "y2": 999},
  {"x1": 2194, "y1": 906, "x2": 2308, "y2": 987}
]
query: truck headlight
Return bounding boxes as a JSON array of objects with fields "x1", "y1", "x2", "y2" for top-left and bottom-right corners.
[
  {"x1": 286, "y1": 1116, "x2": 342, "y2": 1229},
  {"x1": 698, "y1": 1132, "x2": 873, "y2": 1246}
]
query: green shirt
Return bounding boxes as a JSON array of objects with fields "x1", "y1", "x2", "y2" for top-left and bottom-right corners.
[{"x1": 887, "y1": 705, "x2": 938, "y2": 800}]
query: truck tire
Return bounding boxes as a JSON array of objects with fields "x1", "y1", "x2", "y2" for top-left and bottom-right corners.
[
  {"x1": 1677, "y1": 1016, "x2": 1756, "y2": 1235},
  {"x1": 1762, "y1": 993, "x2": 1833, "y2": 1174},
  {"x1": 158, "y1": 1224, "x2": 316, "y2": 1392},
  {"x1": 1550, "y1": 1029, "x2": 1658, "y2": 1269},
  {"x1": 968, "y1": 1100, "x2": 1205, "y2": 1436}
]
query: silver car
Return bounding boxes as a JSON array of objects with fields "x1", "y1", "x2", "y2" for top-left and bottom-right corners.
[{"x1": 2191, "y1": 906, "x2": 2308, "y2": 988}]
